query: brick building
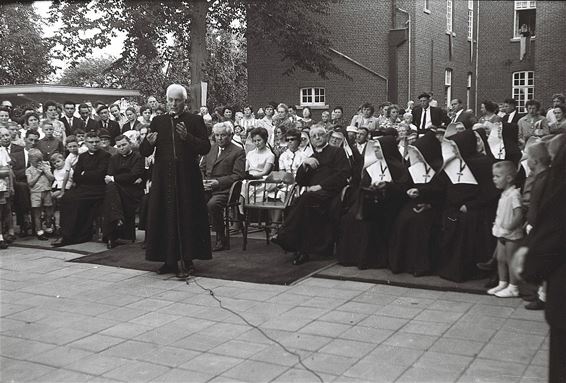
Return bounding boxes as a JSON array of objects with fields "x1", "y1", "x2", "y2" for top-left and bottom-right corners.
[{"x1": 247, "y1": 0, "x2": 566, "y2": 119}]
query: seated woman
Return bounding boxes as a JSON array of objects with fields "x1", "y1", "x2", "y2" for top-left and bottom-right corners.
[
  {"x1": 388, "y1": 132, "x2": 445, "y2": 276},
  {"x1": 336, "y1": 135, "x2": 410, "y2": 269},
  {"x1": 437, "y1": 130, "x2": 499, "y2": 282},
  {"x1": 242, "y1": 127, "x2": 275, "y2": 205}
]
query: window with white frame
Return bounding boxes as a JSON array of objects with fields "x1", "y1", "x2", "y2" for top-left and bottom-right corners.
[
  {"x1": 466, "y1": 72, "x2": 473, "y2": 109},
  {"x1": 467, "y1": 1, "x2": 474, "y2": 40},
  {"x1": 512, "y1": 71, "x2": 534, "y2": 112},
  {"x1": 300, "y1": 87, "x2": 326, "y2": 107},
  {"x1": 446, "y1": 0, "x2": 453, "y2": 33},
  {"x1": 444, "y1": 69, "x2": 453, "y2": 108},
  {"x1": 514, "y1": 1, "x2": 536, "y2": 38}
]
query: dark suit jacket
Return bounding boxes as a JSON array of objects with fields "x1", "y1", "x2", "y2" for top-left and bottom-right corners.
[
  {"x1": 522, "y1": 147, "x2": 566, "y2": 329},
  {"x1": 60, "y1": 116, "x2": 85, "y2": 136},
  {"x1": 97, "y1": 120, "x2": 121, "y2": 145},
  {"x1": 412, "y1": 106, "x2": 450, "y2": 134},
  {"x1": 121, "y1": 120, "x2": 141, "y2": 134},
  {"x1": 8, "y1": 143, "x2": 23, "y2": 154},
  {"x1": 454, "y1": 110, "x2": 477, "y2": 130},
  {"x1": 82, "y1": 118, "x2": 99, "y2": 133},
  {"x1": 200, "y1": 142, "x2": 245, "y2": 194},
  {"x1": 503, "y1": 111, "x2": 525, "y2": 126},
  {"x1": 10, "y1": 149, "x2": 27, "y2": 181}
]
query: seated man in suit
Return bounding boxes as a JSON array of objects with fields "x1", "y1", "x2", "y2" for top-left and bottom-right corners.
[
  {"x1": 273, "y1": 125, "x2": 351, "y2": 265},
  {"x1": 200, "y1": 121, "x2": 245, "y2": 251}
]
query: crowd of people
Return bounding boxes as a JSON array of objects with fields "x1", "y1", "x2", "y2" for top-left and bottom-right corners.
[
  {"x1": 0, "y1": 88, "x2": 565, "y2": 379},
  {"x1": 0, "y1": 92, "x2": 565, "y2": 278}
]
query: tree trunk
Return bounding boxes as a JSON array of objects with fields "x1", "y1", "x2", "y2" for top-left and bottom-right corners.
[{"x1": 190, "y1": 0, "x2": 207, "y2": 112}]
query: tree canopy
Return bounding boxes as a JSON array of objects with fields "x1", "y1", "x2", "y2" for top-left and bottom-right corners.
[
  {"x1": 48, "y1": 0, "x2": 342, "y2": 107},
  {"x1": 0, "y1": 3, "x2": 56, "y2": 85}
]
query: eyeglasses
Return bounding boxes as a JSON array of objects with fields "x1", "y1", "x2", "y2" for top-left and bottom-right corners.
[{"x1": 286, "y1": 138, "x2": 298, "y2": 142}]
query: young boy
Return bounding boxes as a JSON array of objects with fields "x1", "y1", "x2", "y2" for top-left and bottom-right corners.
[
  {"x1": 488, "y1": 161, "x2": 524, "y2": 297},
  {"x1": 62, "y1": 136, "x2": 79, "y2": 191},
  {"x1": 50, "y1": 153, "x2": 69, "y2": 234},
  {"x1": 75, "y1": 129, "x2": 88, "y2": 154},
  {"x1": 36, "y1": 121, "x2": 64, "y2": 161},
  {"x1": 26, "y1": 149, "x2": 54, "y2": 240}
]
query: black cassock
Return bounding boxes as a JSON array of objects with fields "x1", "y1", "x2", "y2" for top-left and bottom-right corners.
[
  {"x1": 336, "y1": 136, "x2": 410, "y2": 269},
  {"x1": 437, "y1": 130, "x2": 499, "y2": 282},
  {"x1": 275, "y1": 145, "x2": 350, "y2": 257},
  {"x1": 60, "y1": 150, "x2": 110, "y2": 244},
  {"x1": 102, "y1": 150, "x2": 144, "y2": 241},
  {"x1": 139, "y1": 112, "x2": 212, "y2": 267}
]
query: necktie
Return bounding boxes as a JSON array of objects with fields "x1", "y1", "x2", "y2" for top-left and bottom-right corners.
[
  {"x1": 421, "y1": 109, "x2": 427, "y2": 130},
  {"x1": 217, "y1": 147, "x2": 223, "y2": 159}
]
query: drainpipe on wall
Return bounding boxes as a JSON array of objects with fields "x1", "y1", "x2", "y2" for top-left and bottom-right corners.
[
  {"x1": 475, "y1": 0, "x2": 480, "y2": 114},
  {"x1": 396, "y1": 7, "x2": 411, "y2": 104}
]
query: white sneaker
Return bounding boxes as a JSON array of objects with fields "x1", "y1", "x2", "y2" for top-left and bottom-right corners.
[
  {"x1": 487, "y1": 282, "x2": 508, "y2": 295},
  {"x1": 495, "y1": 285, "x2": 519, "y2": 298}
]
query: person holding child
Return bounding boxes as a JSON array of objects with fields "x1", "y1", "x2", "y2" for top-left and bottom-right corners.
[
  {"x1": 26, "y1": 148, "x2": 54, "y2": 240},
  {"x1": 487, "y1": 161, "x2": 524, "y2": 297}
]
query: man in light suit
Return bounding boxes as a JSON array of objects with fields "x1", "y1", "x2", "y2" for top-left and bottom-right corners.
[
  {"x1": 200, "y1": 121, "x2": 245, "y2": 251},
  {"x1": 412, "y1": 92, "x2": 450, "y2": 135},
  {"x1": 450, "y1": 99, "x2": 477, "y2": 130}
]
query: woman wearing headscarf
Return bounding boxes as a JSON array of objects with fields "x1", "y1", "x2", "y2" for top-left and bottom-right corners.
[
  {"x1": 437, "y1": 130, "x2": 499, "y2": 282},
  {"x1": 336, "y1": 135, "x2": 410, "y2": 269},
  {"x1": 388, "y1": 132, "x2": 445, "y2": 276}
]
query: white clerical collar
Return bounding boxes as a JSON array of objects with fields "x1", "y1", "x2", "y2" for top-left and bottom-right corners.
[{"x1": 314, "y1": 144, "x2": 328, "y2": 153}]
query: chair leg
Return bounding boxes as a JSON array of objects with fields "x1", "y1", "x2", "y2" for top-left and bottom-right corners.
[
  {"x1": 243, "y1": 214, "x2": 248, "y2": 251},
  {"x1": 224, "y1": 207, "x2": 230, "y2": 249}
]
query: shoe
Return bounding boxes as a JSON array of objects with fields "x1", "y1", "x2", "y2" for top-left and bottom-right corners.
[
  {"x1": 292, "y1": 252, "x2": 309, "y2": 265},
  {"x1": 176, "y1": 264, "x2": 195, "y2": 279},
  {"x1": 0, "y1": 240, "x2": 8, "y2": 250},
  {"x1": 212, "y1": 241, "x2": 228, "y2": 252},
  {"x1": 37, "y1": 233, "x2": 48, "y2": 241},
  {"x1": 157, "y1": 264, "x2": 178, "y2": 275},
  {"x1": 520, "y1": 294, "x2": 537, "y2": 302},
  {"x1": 5, "y1": 234, "x2": 16, "y2": 243},
  {"x1": 525, "y1": 299, "x2": 545, "y2": 310},
  {"x1": 495, "y1": 285, "x2": 519, "y2": 298},
  {"x1": 107, "y1": 240, "x2": 118, "y2": 249},
  {"x1": 487, "y1": 282, "x2": 508, "y2": 295},
  {"x1": 477, "y1": 258, "x2": 497, "y2": 271},
  {"x1": 51, "y1": 237, "x2": 69, "y2": 247},
  {"x1": 484, "y1": 275, "x2": 499, "y2": 289}
]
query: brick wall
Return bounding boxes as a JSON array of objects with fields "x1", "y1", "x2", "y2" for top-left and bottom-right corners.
[
  {"x1": 248, "y1": 0, "x2": 391, "y2": 121},
  {"x1": 477, "y1": 0, "x2": 535, "y2": 107},
  {"x1": 534, "y1": 1, "x2": 566, "y2": 106}
]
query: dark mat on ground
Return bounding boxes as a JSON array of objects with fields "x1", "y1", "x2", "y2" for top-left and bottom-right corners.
[
  {"x1": 314, "y1": 264, "x2": 489, "y2": 295},
  {"x1": 69, "y1": 237, "x2": 336, "y2": 285}
]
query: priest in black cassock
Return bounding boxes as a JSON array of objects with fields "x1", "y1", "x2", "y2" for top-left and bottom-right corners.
[
  {"x1": 273, "y1": 125, "x2": 350, "y2": 265},
  {"x1": 53, "y1": 132, "x2": 111, "y2": 246},
  {"x1": 139, "y1": 84, "x2": 211, "y2": 278},
  {"x1": 102, "y1": 135, "x2": 144, "y2": 248}
]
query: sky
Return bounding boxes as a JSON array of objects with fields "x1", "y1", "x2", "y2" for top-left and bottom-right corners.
[{"x1": 34, "y1": 1, "x2": 125, "y2": 79}]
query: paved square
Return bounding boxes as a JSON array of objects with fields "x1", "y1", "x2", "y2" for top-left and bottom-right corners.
[{"x1": 1, "y1": 246, "x2": 549, "y2": 382}]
